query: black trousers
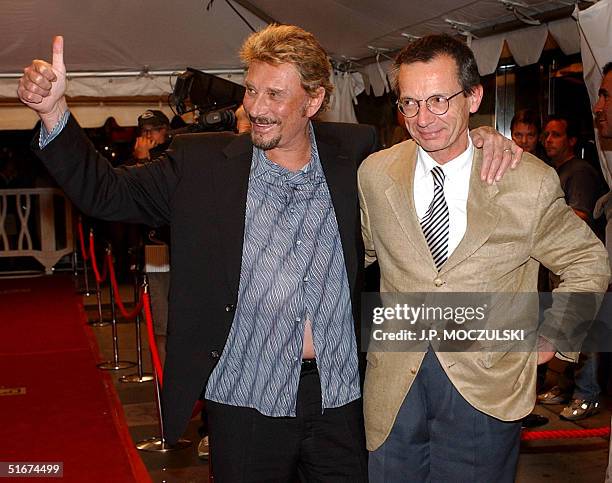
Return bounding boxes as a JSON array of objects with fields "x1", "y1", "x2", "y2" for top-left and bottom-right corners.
[{"x1": 206, "y1": 363, "x2": 368, "y2": 483}]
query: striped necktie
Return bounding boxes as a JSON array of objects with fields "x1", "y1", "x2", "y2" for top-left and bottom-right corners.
[{"x1": 420, "y1": 166, "x2": 449, "y2": 271}]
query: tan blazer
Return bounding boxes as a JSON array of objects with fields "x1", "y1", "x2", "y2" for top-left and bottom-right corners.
[{"x1": 358, "y1": 140, "x2": 610, "y2": 451}]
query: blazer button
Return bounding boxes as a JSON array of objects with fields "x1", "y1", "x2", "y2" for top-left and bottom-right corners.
[
  {"x1": 410, "y1": 367, "x2": 417, "y2": 375},
  {"x1": 210, "y1": 350, "x2": 220, "y2": 360},
  {"x1": 433, "y1": 277, "x2": 445, "y2": 287},
  {"x1": 225, "y1": 304, "x2": 235, "y2": 312}
]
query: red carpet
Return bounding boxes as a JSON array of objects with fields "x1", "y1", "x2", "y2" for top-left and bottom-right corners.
[{"x1": 0, "y1": 275, "x2": 150, "y2": 482}]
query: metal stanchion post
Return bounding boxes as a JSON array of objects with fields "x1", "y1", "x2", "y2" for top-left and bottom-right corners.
[
  {"x1": 88, "y1": 279, "x2": 109, "y2": 327},
  {"x1": 98, "y1": 245, "x2": 136, "y2": 371},
  {"x1": 136, "y1": 371, "x2": 190, "y2": 451},
  {"x1": 77, "y1": 228, "x2": 99, "y2": 297},
  {"x1": 76, "y1": 253, "x2": 95, "y2": 296},
  {"x1": 120, "y1": 273, "x2": 153, "y2": 383},
  {"x1": 72, "y1": 250, "x2": 78, "y2": 278},
  {"x1": 137, "y1": 278, "x2": 190, "y2": 452},
  {"x1": 72, "y1": 249, "x2": 82, "y2": 294},
  {"x1": 80, "y1": 228, "x2": 105, "y2": 325}
]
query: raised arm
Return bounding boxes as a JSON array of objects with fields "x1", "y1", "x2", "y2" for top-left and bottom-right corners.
[
  {"x1": 18, "y1": 36, "x2": 68, "y2": 133},
  {"x1": 18, "y1": 36, "x2": 177, "y2": 227}
]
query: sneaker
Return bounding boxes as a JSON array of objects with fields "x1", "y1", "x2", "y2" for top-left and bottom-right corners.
[
  {"x1": 560, "y1": 399, "x2": 600, "y2": 421},
  {"x1": 537, "y1": 386, "x2": 569, "y2": 405},
  {"x1": 197, "y1": 435, "x2": 209, "y2": 459}
]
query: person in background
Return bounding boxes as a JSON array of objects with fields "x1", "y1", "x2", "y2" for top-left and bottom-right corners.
[
  {"x1": 592, "y1": 60, "x2": 612, "y2": 483},
  {"x1": 101, "y1": 110, "x2": 172, "y2": 280},
  {"x1": 594, "y1": 62, "x2": 612, "y2": 271},
  {"x1": 511, "y1": 108, "x2": 544, "y2": 158},
  {"x1": 128, "y1": 111, "x2": 173, "y2": 362},
  {"x1": 510, "y1": 108, "x2": 549, "y2": 428},
  {"x1": 537, "y1": 115, "x2": 607, "y2": 421},
  {"x1": 543, "y1": 115, "x2": 606, "y2": 226},
  {"x1": 130, "y1": 110, "x2": 171, "y2": 164}
]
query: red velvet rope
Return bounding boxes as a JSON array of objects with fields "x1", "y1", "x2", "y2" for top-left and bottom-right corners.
[
  {"x1": 142, "y1": 291, "x2": 164, "y2": 387},
  {"x1": 88, "y1": 231, "x2": 108, "y2": 283},
  {"x1": 83, "y1": 226, "x2": 165, "y2": 393},
  {"x1": 106, "y1": 251, "x2": 144, "y2": 320},
  {"x1": 521, "y1": 426, "x2": 610, "y2": 441},
  {"x1": 77, "y1": 217, "x2": 89, "y2": 261}
]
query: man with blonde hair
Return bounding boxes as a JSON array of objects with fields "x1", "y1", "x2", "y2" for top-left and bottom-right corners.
[{"x1": 19, "y1": 24, "x2": 518, "y2": 482}]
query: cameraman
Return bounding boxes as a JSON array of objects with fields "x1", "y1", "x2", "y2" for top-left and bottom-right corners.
[
  {"x1": 130, "y1": 109, "x2": 171, "y2": 164},
  {"x1": 123, "y1": 110, "x2": 173, "y2": 361}
]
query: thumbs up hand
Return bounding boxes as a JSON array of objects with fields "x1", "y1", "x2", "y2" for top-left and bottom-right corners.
[{"x1": 18, "y1": 36, "x2": 68, "y2": 131}]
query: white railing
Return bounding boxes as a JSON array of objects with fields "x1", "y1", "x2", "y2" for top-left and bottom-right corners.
[{"x1": 0, "y1": 188, "x2": 74, "y2": 274}]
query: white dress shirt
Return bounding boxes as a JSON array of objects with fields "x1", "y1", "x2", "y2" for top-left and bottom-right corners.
[{"x1": 413, "y1": 137, "x2": 474, "y2": 258}]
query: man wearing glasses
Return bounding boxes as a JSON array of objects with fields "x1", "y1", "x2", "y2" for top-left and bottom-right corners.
[{"x1": 358, "y1": 34, "x2": 609, "y2": 482}]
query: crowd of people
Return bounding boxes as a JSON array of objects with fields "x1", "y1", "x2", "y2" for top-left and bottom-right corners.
[
  {"x1": 13, "y1": 22, "x2": 612, "y2": 483},
  {"x1": 509, "y1": 107, "x2": 609, "y2": 424}
]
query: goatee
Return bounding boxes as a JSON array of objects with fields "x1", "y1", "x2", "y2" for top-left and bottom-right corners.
[{"x1": 251, "y1": 133, "x2": 282, "y2": 150}]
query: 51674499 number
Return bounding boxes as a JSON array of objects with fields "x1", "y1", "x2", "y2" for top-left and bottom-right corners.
[{"x1": 0, "y1": 462, "x2": 63, "y2": 478}]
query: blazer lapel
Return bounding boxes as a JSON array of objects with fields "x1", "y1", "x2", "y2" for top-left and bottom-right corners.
[
  {"x1": 385, "y1": 142, "x2": 433, "y2": 264},
  {"x1": 213, "y1": 134, "x2": 252, "y2": 298},
  {"x1": 440, "y1": 149, "x2": 500, "y2": 274}
]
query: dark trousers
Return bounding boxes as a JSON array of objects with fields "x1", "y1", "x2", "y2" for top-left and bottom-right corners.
[
  {"x1": 206, "y1": 363, "x2": 368, "y2": 483},
  {"x1": 369, "y1": 350, "x2": 521, "y2": 483}
]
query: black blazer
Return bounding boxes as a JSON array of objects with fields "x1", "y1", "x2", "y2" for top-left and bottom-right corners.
[{"x1": 34, "y1": 116, "x2": 377, "y2": 444}]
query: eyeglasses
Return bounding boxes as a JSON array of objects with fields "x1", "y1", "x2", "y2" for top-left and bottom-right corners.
[{"x1": 396, "y1": 89, "x2": 465, "y2": 118}]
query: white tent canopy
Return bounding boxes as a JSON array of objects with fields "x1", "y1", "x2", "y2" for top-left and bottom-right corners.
[
  {"x1": 0, "y1": 1, "x2": 266, "y2": 74},
  {"x1": 0, "y1": 0, "x2": 604, "y2": 128}
]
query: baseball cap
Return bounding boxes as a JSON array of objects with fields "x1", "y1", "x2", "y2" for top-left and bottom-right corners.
[{"x1": 138, "y1": 110, "x2": 170, "y2": 129}]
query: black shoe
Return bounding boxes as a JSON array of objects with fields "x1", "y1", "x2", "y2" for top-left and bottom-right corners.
[{"x1": 521, "y1": 413, "x2": 549, "y2": 428}]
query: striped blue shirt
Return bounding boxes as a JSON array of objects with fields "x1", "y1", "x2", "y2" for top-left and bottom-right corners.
[
  {"x1": 39, "y1": 110, "x2": 71, "y2": 149},
  {"x1": 205, "y1": 125, "x2": 360, "y2": 416}
]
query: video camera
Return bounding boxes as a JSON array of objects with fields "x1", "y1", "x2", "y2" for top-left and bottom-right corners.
[{"x1": 171, "y1": 68, "x2": 245, "y2": 133}]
